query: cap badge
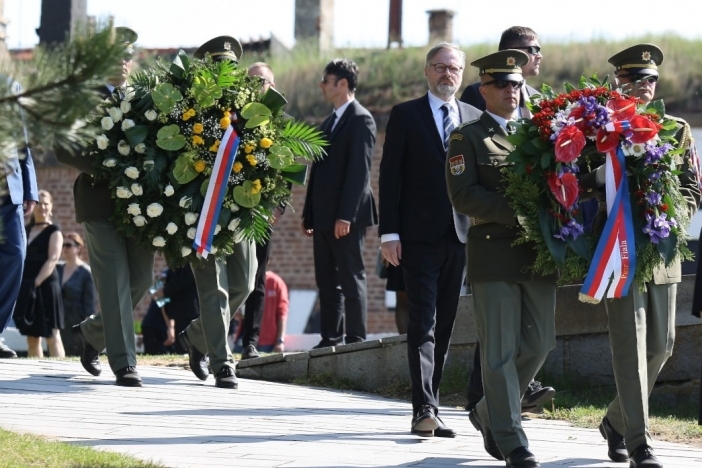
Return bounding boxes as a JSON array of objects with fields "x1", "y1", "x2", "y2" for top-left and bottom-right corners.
[
  {"x1": 641, "y1": 51, "x2": 651, "y2": 61},
  {"x1": 506, "y1": 57, "x2": 516, "y2": 66},
  {"x1": 224, "y1": 42, "x2": 232, "y2": 51}
]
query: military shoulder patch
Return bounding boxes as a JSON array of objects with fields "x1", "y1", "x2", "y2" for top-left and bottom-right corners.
[
  {"x1": 449, "y1": 133, "x2": 463, "y2": 142},
  {"x1": 449, "y1": 154, "x2": 465, "y2": 176}
]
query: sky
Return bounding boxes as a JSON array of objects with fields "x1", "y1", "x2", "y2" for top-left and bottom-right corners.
[{"x1": 4, "y1": 0, "x2": 702, "y2": 50}]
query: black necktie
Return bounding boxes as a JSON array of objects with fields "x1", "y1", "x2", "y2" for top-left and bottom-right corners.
[{"x1": 326, "y1": 112, "x2": 337, "y2": 134}]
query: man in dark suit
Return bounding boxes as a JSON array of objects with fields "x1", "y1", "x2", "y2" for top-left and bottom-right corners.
[
  {"x1": 447, "y1": 49, "x2": 556, "y2": 468},
  {"x1": 0, "y1": 79, "x2": 38, "y2": 358},
  {"x1": 56, "y1": 27, "x2": 154, "y2": 387},
  {"x1": 459, "y1": 26, "x2": 556, "y2": 413},
  {"x1": 301, "y1": 58, "x2": 377, "y2": 348},
  {"x1": 379, "y1": 42, "x2": 481, "y2": 438}
]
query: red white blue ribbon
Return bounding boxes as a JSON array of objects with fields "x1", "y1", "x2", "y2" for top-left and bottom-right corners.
[
  {"x1": 193, "y1": 125, "x2": 240, "y2": 258},
  {"x1": 580, "y1": 146, "x2": 636, "y2": 303}
]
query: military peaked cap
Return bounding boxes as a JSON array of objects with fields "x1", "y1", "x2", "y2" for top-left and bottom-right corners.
[
  {"x1": 608, "y1": 43, "x2": 663, "y2": 77},
  {"x1": 194, "y1": 36, "x2": 243, "y2": 62},
  {"x1": 470, "y1": 49, "x2": 529, "y2": 81}
]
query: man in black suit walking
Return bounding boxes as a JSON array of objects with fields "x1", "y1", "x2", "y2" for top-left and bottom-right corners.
[
  {"x1": 459, "y1": 26, "x2": 556, "y2": 413},
  {"x1": 302, "y1": 58, "x2": 377, "y2": 349},
  {"x1": 379, "y1": 42, "x2": 481, "y2": 438}
]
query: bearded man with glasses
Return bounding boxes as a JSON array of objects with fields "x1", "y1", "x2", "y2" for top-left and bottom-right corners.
[
  {"x1": 379, "y1": 42, "x2": 481, "y2": 438},
  {"x1": 447, "y1": 49, "x2": 557, "y2": 468}
]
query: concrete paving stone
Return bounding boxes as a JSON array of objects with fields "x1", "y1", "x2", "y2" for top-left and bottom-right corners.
[
  {"x1": 284, "y1": 352, "x2": 311, "y2": 362},
  {"x1": 308, "y1": 345, "x2": 337, "y2": 358},
  {"x1": 237, "y1": 353, "x2": 287, "y2": 368},
  {"x1": 332, "y1": 340, "x2": 382, "y2": 355},
  {"x1": 1, "y1": 359, "x2": 701, "y2": 468},
  {"x1": 380, "y1": 334, "x2": 407, "y2": 345}
]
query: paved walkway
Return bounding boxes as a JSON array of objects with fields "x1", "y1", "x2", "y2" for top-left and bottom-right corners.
[{"x1": 0, "y1": 359, "x2": 700, "y2": 468}]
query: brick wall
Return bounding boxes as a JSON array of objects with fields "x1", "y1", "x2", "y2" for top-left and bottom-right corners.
[{"x1": 35, "y1": 128, "x2": 398, "y2": 333}]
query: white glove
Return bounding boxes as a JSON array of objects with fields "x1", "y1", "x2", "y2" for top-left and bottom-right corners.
[{"x1": 595, "y1": 165, "x2": 606, "y2": 187}]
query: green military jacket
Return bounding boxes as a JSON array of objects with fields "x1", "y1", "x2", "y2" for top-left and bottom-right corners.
[
  {"x1": 445, "y1": 112, "x2": 556, "y2": 283},
  {"x1": 578, "y1": 114, "x2": 701, "y2": 284}
]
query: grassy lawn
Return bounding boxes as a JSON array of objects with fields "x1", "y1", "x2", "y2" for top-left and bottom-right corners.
[{"x1": 0, "y1": 427, "x2": 163, "y2": 468}]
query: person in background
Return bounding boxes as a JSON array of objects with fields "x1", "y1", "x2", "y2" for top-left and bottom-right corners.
[
  {"x1": 14, "y1": 189, "x2": 65, "y2": 358},
  {"x1": 162, "y1": 265, "x2": 199, "y2": 354},
  {"x1": 0, "y1": 77, "x2": 38, "y2": 359},
  {"x1": 141, "y1": 271, "x2": 176, "y2": 355},
  {"x1": 57, "y1": 232, "x2": 97, "y2": 357},
  {"x1": 234, "y1": 270, "x2": 288, "y2": 354}
]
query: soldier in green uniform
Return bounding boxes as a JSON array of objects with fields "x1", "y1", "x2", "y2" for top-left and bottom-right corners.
[
  {"x1": 56, "y1": 27, "x2": 153, "y2": 387},
  {"x1": 446, "y1": 49, "x2": 556, "y2": 468},
  {"x1": 175, "y1": 36, "x2": 257, "y2": 390},
  {"x1": 581, "y1": 44, "x2": 701, "y2": 468}
]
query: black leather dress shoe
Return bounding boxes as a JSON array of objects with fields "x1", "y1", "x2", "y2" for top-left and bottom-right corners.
[
  {"x1": 599, "y1": 416, "x2": 628, "y2": 462},
  {"x1": 241, "y1": 344, "x2": 260, "y2": 360},
  {"x1": 115, "y1": 366, "x2": 142, "y2": 387},
  {"x1": 521, "y1": 380, "x2": 556, "y2": 410},
  {"x1": 468, "y1": 410, "x2": 503, "y2": 460},
  {"x1": 629, "y1": 444, "x2": 662, "y2": 468},
  {"x1": 0, "y1": 341, "x2": 17, "y2": 359},
  {"x1": 72, "y1": 324, "x2": 101, "y2": 376},
  {"x1": 215, "y1": 366, "x2": 238, "y2": 389},
  {"x1": 505, "y1": 446, "x2": 540, "y2": 468},
  {"x1": 411, "y1": 405, "x2": 438, "y2": 437},
  {"x1": 178, "y1": 331, "x2": 208, "y2": 381},
  {"x1": 312, "y1": 339, "x2": 337, "y2": 350},
  {"x1": 434, "y1": 416, "x2": 456, "y2": 438}
]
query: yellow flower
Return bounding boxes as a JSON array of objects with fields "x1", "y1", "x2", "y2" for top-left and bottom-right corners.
[
  {"x1": 209, "y1": 139, "x2": 220, "y2": 153},
  {"x1": 182, "y1": 108, "x2": 196, "y2": 121},
  {"x1": 219, "y1": 111, "x2": 231, "y2": 129},
  {"x1": 192, "y1": 123, "x2": 204, "y2": 134},
  {"x1": 244, "y1": 143, "x2": 256, "y2": 154},
  {"x1": 246, "y1": 154, "x2": 257, "y2": 166},
  {"x1": 193, "y1": 160, "x2": 207, "y2": 173},
  {"x1": 233, "y1": 162, "x2": 243, "y2": 173},
  {"x1": 259, "y1": 137, "x2": 273, "y2": 149},
  {"x1": 192, "y1": 135, "x2": 205, "y2": 146},
  {"x1": 251, "y1": 179, "x2": 262, "y2": 195}
]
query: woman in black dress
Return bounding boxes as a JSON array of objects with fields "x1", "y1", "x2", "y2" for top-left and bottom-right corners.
[
  {"x1": 13, "y1": 190, "x2": 65, "y2": 357},
  {"x1": 57, "y1": 232, "x2": 96, "y2": 356}
]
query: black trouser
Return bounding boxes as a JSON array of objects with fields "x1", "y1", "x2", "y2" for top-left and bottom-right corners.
[{"x1": 241, "y1": 238, "x2": 271, "y2": 349}]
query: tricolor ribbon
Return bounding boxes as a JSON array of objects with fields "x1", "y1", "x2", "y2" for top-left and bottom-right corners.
[
  {"x1": 579, "y1": 146, "x2": 636, "y2": 303},
  {"x1": 193, "y1": 125, "x2": 240, "y2": 258}
]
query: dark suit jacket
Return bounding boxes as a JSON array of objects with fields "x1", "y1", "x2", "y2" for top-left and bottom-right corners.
[
  {"x1": 378, "y1": 93, "x2": 481, "y2": 242},
  {"x1": 4, "y1": 79, "x2": 38, "y2": 205},
  {"x1": 460, "y1": 82, "x2": 538, "y2": 115},
  {"x1": 302, "y1": 100, "x2": 378, "y2": 231}
]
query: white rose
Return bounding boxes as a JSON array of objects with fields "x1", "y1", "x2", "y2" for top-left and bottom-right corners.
[
  {"x1": 152, "y1": 236, "x2": 166, "y2": 247},
  {"x1": 229, "y1": 202, "x2": 240, "y2": 212},
  {"x1": 133, "y1": 215, "x2": 147, "y2": 227},
  {"x1": 103, "y1": 158, "x2": 117, "y2": 167},
  {"x1": 127, "y1": 203, "x2": 141, "y2": 216},
  {"x1": 184, "y1": 212, "x2": 198, "y2": 225},
  {"x1": 179, "y1": 196, "x2": 192, "y2": 208},
  {"x1": 135, "y1": 143, "x2": 146, "y2": 154},
  {"x1": 121, "y1": 119, "x2": 135, "y2": 131},
  {"x1": 227, "y1": 218, "x2": 240, "y2": 231},
  {"x1": 210, "y1": 246, "x2": 218, "y2": 254},
  {"x1": 124, "y1": 166, "x2": 140, "y2": 179},
  {"x1": 100, "y1": 116, "x2": 114, "y2": 130},
  {"x1": 107, "y1": 107, "x2": 123, "y2": 122},
  {"x1": 164, "y1": 185, "x2": 174, "y2": 197},
  {"x1": 130, "y1": 183, "x2": 143, "y2": 196},
  {"x1": 165, "y1": 222, "x2": 178, "y2": 235},
  {"x1": 146, "y1": 203, "x2": 164, "y2": 218},
  {"x1": 214, "y1": 225, "x2": 222, "y2": 235},
  {"x1": 123, "y1": 87, "x2": 135, "y2": 102},
  {"x1": 115, "y1": 187, "x2": 132, "y2": 199},
  {"x1": 187, "y1": 227, "x2": 196, "y2": 239},
  {"x1": 181, "y1": 246, "x2": 192, "y2": 257},
  {"x1": 96, "y1": 134, "x2": 109, "y2": 150},
  {"x1": 143, "y1": 160, "x2": 154, "y2": 171},
  {"x1": 117, "y1": 140, "x2": 131, "y2": 156},
  {"x1": 145, "y1": 109, "x2": 158, "y2": 121},
  {"x1": 120, "y1": 101, "x2": 131, "y2": 113}
]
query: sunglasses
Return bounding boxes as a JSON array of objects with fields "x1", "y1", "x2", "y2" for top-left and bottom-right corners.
[
  {"x1": 482, "y1": 80, "x2": 524, "y2": 89},
  {"x1": 514, "y1": 46, "x2": 541, "y2": 55},
  {"x1": 618, "y1": 73, "x2": 658, "y2": 84},
  {"x1": 320, "y1": 75, "x2": 337, "y2": 85},
  {"x1": 62, "y1": 243, "x2": 78, "y2": 248}
]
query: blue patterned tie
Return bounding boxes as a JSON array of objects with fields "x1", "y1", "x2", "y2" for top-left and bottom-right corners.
[{"x1": 442, "y1": 103, "x2": 459, "y2": 151}]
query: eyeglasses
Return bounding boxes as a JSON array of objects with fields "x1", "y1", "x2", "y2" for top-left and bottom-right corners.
[
  {"x1": 618, "y1": 73, "x2": 658, "y2": 84},
  {"x1": 62, "y1": 243, "x2": 78, "y2": 248},
  {"x1": 482, "y1": 80, "x2": 524, "y2": 89},
  {"x1": 428, "y1": 63, "x2": 464, "y2": 75},
  {"x1": 514, "y1": 46, "x2": 541, "y2": 55}
]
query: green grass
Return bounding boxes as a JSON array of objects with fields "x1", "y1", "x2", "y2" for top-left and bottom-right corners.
[{"x1": 0, "y1": 428, "x2": 163, "y2": 468}]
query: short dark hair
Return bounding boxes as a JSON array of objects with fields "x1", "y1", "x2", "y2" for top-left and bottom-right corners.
[
  {"x1": 498, "y1": 26, "x2": 539, "y2": 50},
  {"x1": 323, "y1": 58, "x2": 359, "y2": 92}
]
